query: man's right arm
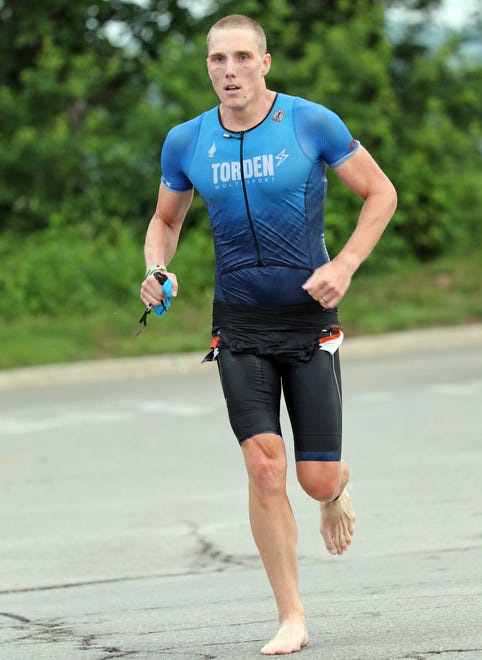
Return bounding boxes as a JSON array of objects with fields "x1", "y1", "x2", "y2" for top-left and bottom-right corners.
[{"x1": 140, "y1": 183, "x2": 194, "y2": 307}]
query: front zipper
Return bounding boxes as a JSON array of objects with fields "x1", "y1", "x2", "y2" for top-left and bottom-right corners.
[{"x1": 238, "y1": 131, "x2": 264, "y2": 267}]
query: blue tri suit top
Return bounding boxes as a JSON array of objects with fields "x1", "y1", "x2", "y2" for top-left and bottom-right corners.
[{"x1": 160, "y1": 92, "x2": 359, "y2": 307}]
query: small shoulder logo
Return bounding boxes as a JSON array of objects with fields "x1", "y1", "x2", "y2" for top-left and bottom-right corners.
[
  {"x1": 208, "y1": 142, "x2": 216, "y2": 158},
  {"x1": 349, "y1": 139, "x2": 358, "y2": 151},
  {"x1": 272, "y1": 109, "x2": 285, "y2": 123}
]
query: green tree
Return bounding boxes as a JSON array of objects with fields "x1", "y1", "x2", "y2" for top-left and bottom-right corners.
[
  {"x1": 0, "y1": 0, "x2": 197, "y2": 234},
  {"x1": 389, "y1": 12, "x2": 482, "y2": 257}
]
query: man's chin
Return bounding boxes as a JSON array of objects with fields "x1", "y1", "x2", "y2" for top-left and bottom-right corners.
[{"x1": 221, "y1": 96, "x2": 248, "y2": 110}]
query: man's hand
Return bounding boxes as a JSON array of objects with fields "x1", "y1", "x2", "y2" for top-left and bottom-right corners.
[
  {"x1": 302, "y1": 260, "x2": 353, "y2": 309},
  {"x1": 140, "y1": 270, "x2": 178, "y2": 308}
]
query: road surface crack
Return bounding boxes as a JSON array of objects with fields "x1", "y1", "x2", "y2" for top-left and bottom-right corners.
[
  {"x1": 0, "y1": 613, "x2": 136, "y2": 657},
  {"x1": 188, "y1": 523, "x2": 258, "y2": 572}
]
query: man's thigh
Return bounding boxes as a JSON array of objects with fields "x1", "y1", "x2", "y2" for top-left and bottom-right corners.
[
  {"x1": 217, "y1": 349, "x2": 282, "y2": 443},
  {"x1": 281, "y1": 349, "x2": 342, "y2": 461}
]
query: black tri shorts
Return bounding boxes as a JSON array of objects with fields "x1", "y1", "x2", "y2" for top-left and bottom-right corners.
[{"x1": 216, "y1": 347, "x2": 343, "y2": 462}]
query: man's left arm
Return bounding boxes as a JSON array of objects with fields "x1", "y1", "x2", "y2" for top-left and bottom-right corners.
[{"x1": 302, "y1": 146, "x2": 397, "y2": 308}]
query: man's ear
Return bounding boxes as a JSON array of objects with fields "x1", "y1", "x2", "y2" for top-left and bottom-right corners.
[{"x1": 261, "y1": 53, "x2": 271, "y2": 77}]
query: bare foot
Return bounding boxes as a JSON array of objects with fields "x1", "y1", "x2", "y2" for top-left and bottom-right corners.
[
  {"x1": 320, "y1": 489, "x2": 356, "y2": 556},
  {"x1": 260, "y1": 619, "x2": 309, "y2": 655}
]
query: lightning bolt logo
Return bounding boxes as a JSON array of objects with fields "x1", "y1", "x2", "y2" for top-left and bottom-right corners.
[{"x1": 275, "y1": 149, "x2": 289, "y2": 167}]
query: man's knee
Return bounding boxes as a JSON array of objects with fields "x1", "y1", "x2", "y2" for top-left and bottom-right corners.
[
  {"x1": 296, "y1": 462, "x2": 342, "y2": 502},
  {"x1": 242, "y1": 434, "x2": 287, "y2": 497}
]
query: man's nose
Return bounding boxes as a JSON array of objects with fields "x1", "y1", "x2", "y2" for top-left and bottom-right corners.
[{"x1": 224, "y1": 56, "x2": 237, "y2": 76}]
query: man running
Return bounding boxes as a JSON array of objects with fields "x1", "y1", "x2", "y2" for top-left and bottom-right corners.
[{"x1": 140, "y1": 14, "x2": 397, "y2": 655}]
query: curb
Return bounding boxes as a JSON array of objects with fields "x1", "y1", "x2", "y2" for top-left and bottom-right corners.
[{"x1": 1, "y1": 324, "x2": 481, "y2": 391}]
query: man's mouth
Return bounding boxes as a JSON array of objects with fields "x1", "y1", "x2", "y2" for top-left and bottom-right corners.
[{"x1": 225, "y1": 85, "x2": 240, "y2": 91}]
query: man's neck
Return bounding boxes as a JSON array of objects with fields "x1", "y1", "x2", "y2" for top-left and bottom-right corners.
[{"x1": 220, "y1": 89, "x2": 276, "y2": 132}]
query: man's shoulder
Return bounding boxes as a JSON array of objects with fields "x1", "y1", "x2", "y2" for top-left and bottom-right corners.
[
  {"x1": 162, "y1": 106, "x2": 220, "y2": 166},
  {"x1": 275, "y1": 93, "x2": 338, "y2": 124},
  {"x1": 168, "y1": 106, "x2": 218, "y2": 137},
  {"x1": 288, "y1": 95, "x2": 345, "y2": 133},
  {"x1": 293, "y1": 94, "x2": 332, "y2": 114}
]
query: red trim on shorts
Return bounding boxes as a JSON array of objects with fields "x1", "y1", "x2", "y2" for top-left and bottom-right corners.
[{"x1": 319, "y1": 329, "x2": 343, "y2": 345}]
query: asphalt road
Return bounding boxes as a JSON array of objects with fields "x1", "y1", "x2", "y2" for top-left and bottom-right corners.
[{"x1": 1, "y1": 325, "x2": 481, "y2": 659}]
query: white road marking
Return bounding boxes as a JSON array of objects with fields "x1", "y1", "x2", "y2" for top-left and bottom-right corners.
[{"x1": 0, "y1": 399, "x2": 221, "y2": 436}]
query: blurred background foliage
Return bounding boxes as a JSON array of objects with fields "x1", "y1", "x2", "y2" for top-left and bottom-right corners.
[{"x1": 0, "y1": 0, "x2": 480, "y2": 366}]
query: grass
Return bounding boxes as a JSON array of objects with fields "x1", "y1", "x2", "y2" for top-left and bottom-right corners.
[
  {"x1": 1, "y1": 253, "x2": 480, "y2": 370},
  {"x1": 340, "y1": 252, "x2": 481, "y2": 335}
]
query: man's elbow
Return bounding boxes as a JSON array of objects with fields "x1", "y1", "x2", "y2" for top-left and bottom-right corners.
[{"x1": 386, "y1": 179, "x2": 398, "y2": 216}]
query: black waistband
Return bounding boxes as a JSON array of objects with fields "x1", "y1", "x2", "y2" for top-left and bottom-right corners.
[
  {"x1": 211, "y1": 300, "x2": 340, "y2": 362},
  {"x1": 212, "y1": 300, "x2": 338, "y2": 334}
]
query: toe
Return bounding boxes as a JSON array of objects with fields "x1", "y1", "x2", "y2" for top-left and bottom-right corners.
[{"x1": 322, "y1": 531, "x2": 337, "y2": 554}]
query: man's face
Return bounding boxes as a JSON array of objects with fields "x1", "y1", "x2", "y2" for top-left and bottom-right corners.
[{"x1": 206, "y1": 27, "x2": 271, "y2": 110}]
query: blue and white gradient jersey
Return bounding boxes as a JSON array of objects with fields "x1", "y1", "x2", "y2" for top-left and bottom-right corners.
[{"x1": 160, "y1": 93, "x2": 359, "y2": 306}]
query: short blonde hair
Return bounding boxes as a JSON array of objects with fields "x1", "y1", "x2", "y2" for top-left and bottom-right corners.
[{"x1": 207, "y1": 15, "x2": 267, "y2": 55}]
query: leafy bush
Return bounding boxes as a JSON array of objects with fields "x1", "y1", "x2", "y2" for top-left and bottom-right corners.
[{"x1": 0, "y1": 217, "x2": 215, "y2": 319}]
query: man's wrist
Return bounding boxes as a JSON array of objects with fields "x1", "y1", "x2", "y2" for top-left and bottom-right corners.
[
  {"x1": 333, "y1": 251, "x2": 360, "y2": 276},
  {"x1": 145, "y1": 264, "x2": 168, "y2": 277}
]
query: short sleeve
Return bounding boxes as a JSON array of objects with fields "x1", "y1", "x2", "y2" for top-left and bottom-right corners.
[
  {"x1": 160, "y1": 120, "x2": 199, "y2": 192},
  {"x1": 293, "y1": 98, "x2": 359, "y2": 168}
]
